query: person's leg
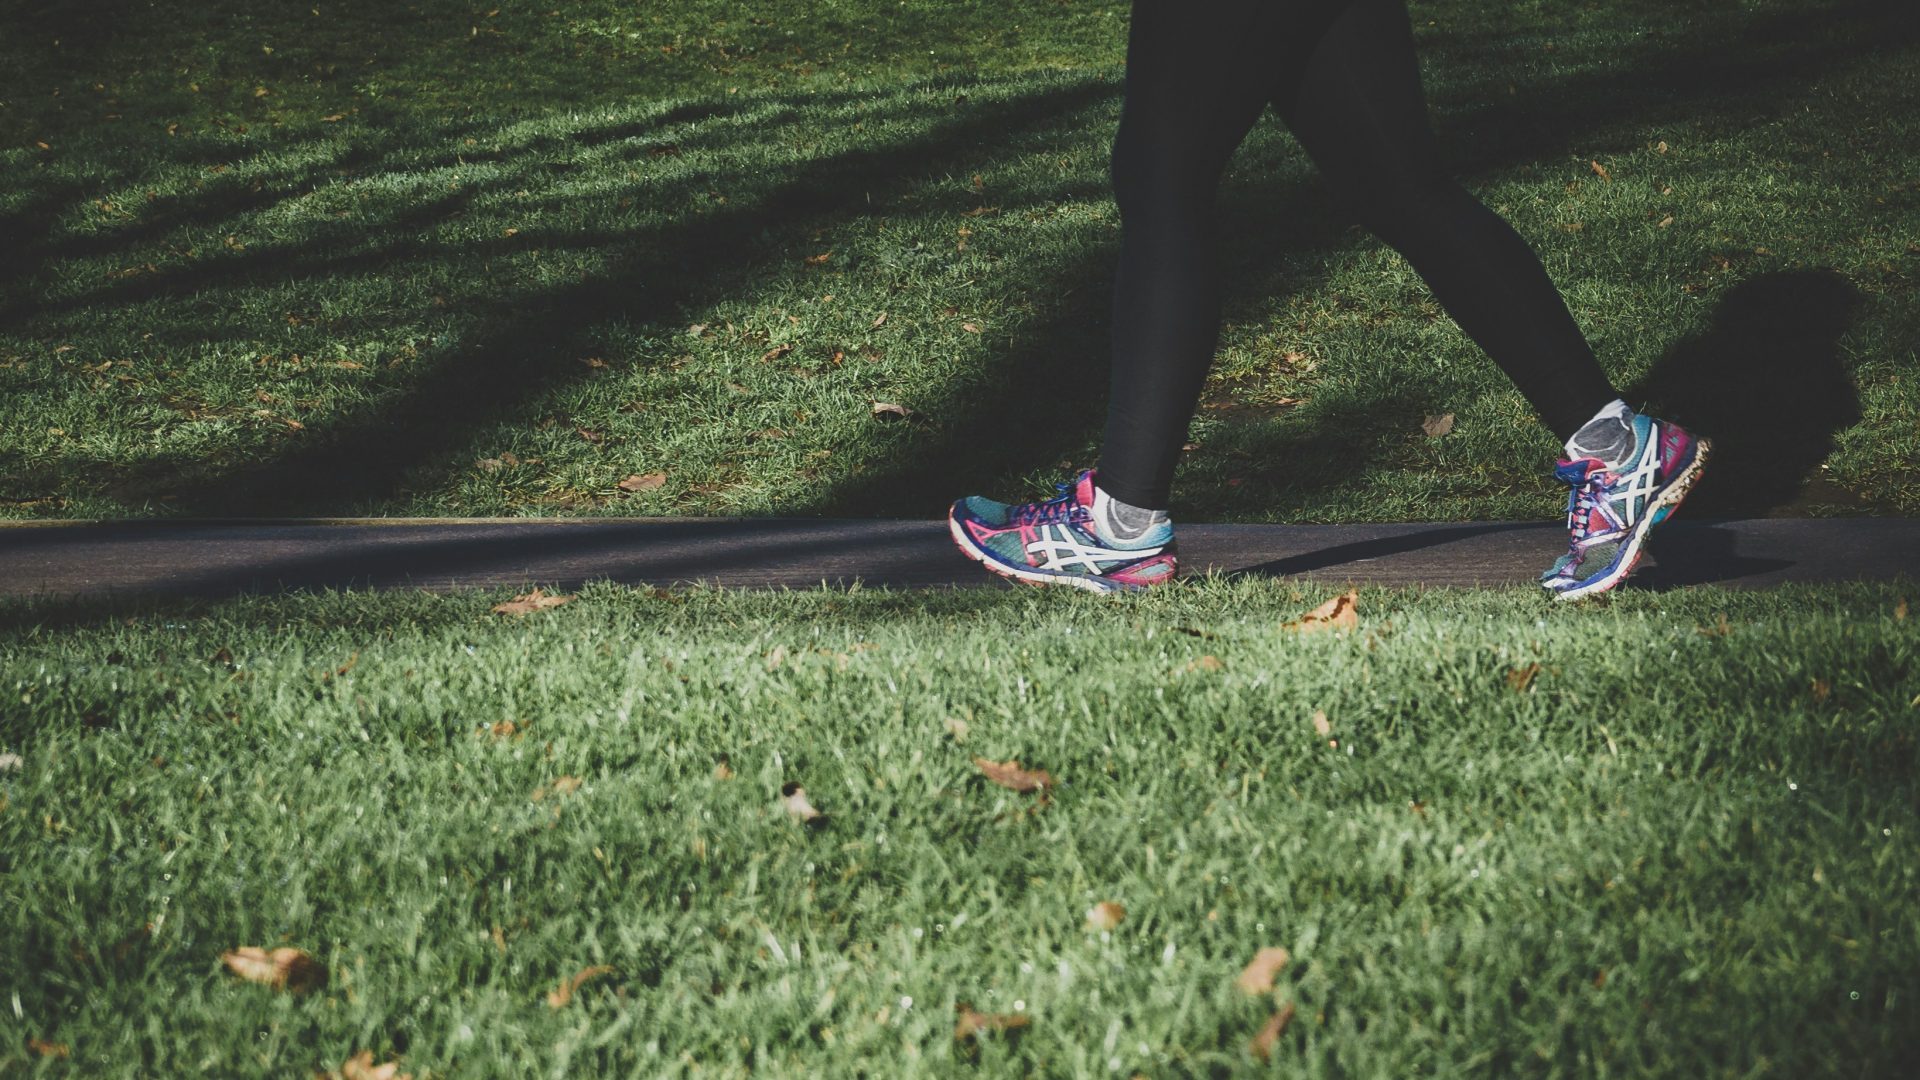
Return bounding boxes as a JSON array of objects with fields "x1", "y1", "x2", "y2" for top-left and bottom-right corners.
[
  {"x1": 1094, "y1": 0, "x2": 1354, "y2": 513},
  {"x1": 1274, "y1": 0, "x2": 1710, "y2": 599},
  {"x1": 1271, "y1": 0, "x2": 1620, "y2": 445}
]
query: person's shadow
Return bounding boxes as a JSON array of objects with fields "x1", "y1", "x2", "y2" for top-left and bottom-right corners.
[{"x1": 1626, "y1": 268, "x2": 1864, "y2": 588}]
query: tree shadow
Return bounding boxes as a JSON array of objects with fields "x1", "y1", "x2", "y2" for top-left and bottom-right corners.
[{"x1": 3, "y1": 0, "x2": 1912, "y2": 520}]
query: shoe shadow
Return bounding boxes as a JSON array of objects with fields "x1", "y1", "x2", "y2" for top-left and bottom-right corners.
[
  {"x1": 1627, "y1": 268, "x2": 1865, "y2": 518},
  {"x1": 1631, "y1": 522, "x2": 1795, "y2": 591}
]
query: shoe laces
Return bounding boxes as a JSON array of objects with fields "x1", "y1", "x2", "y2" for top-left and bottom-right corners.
[
  {"x1": 1010, "y1": 481, "x2": 1086, "y2": 528},
  {"x1": 1564, "y1": 467, "x2": 1620, "y2": 544}
]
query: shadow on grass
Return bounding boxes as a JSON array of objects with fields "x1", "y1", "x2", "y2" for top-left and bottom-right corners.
[{"x1": 2, "y1": 0, "x2": 1912, "y2": 521}]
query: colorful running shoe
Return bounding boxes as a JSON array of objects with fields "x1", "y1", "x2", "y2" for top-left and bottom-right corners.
[
  {"x1": 948, "y1": 470, "x2": 1177, "y2": 593},
  {"x1": 1540, "y1": 413, "x2": 1711, "y2": 600}
]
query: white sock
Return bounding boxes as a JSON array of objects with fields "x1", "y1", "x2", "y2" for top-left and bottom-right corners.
[
  {"x1": 1564, "y1": 398, "x2": 1637, "y2": 468},
  {"x1": 1091, "y1": 484, "x2": 1169, "y2": 544}
]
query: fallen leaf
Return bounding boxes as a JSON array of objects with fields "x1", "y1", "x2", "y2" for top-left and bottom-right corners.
[
  {"x1": 871, "y1": 401, "x2": 914, "y2": 420},
  {"x1": 1311, "y1": 710, "x2": 1332, "y2": 738},
  {"x1": 491, "y1": 588, "x2": 573, "y2": 616},
  {"x1": 1895, "y1": 599, "x2": 1908, "y2": 621},
  {"x1": 1421, "y1": 412, "x2": 1455, "y2": 438},
  {"x1": 333, "y1": 360, "x2": 363, "y2": 370},
  {"x1": 578, "y1": 356, "x2": 607, "y2": 369},
  {"x1": 1283, "y1": 590, "x2": 1359, "y2": 635},
  {"x1": 764, "y1": 644, "x2": 788, "y2": 670},
  {"x1": 973, "y1": 757, "x2": 1054, "y2": 793},
  {"x1": 502, "y1": 227, "x2": 520, "y2": 238},
  {"x1": 804, "y1": 252, "x2": 831, "y2": 265},
  {"x1": 781, "y1": 782, "x2": 824, "y2": 822},
  {"x1": 712, "y1": 759, "x2": 734, "y2": 780},
  {"x1": 961, "y1": 322, "x2": 981, "y2": 333},
  {"x1": 688, "y1": 323, "x2": 709, "y2": 336},
  {"x1": 1590, "y1": 159, "x2": 1612, "y2": 182},
  {"x1": 1811, "y1": 678, "x2": 1831, "y2": 703},
  {"x1": 319, "y1": 113, "x2": 347, "y2": 123},
  {"x1": 531, "y1": 775, "x2": 582, "y2": 802},
  {"x1": 1696, "y1": 613, "x2": 1733, "y2": 638},
  {"x1": 1186, "y1": 654, "x2": 1224, "y2": 673},
  {"x1": 1506, "y1": 662, "x2": 1541, "y2": 693},
  {"x1": 546, "y1": 964, "x2": 615, "y2": 1008},
  {"x1": 1248, "y1": 1002, "x2": 1296, "y2": 1061},
  {"x1": 0, "y1": 752, "x2": 22, "y2": 772},
  {"x1": 760, "y1": 342, "x2": 795, "y2": 363},
  {"x1": 484, "y1": 720, "x2": 520, "y2": 740},
  {"x1": 27, "y1": 1037, "x2": 68, "y2": 1059},
  {"x1": 1657, "y1": 214, "x2": 1675, "y2": 228},
  {"x1": 335, "y1": 1050, "x2": 411, "y2": 1080},
  {"x1": 943, "y1": 716, "x2": 970, "y2": 741},
  {"x1": 222, "y1": 946, "x2": 328, "y2": 992},
  {"x1": 575, "y1": 427, "x2": 603, "y2": 443},
  {"x1": 617, "y1": 472, "x2": 668, "y2": 493},
  {"x1": 1235, "y1": 946, "x2": 1291, "y2": 995},
  {"x1": 870, "y1": 312, "x2": 888, "y2": 329},
  {"x1": 954, "y1": 1003, "x2": 1031, "y2": 1041},
  {"x1": 1655, "y1": 140, "x2": 1669, "y2": 154},
  {"x1": 1086, "y1": 901, "x2": 1126, "y2": 932}
]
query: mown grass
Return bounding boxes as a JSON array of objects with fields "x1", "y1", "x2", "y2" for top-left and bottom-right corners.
[
  {"x1": 1, "y1": 0, "x2": 1915, "y2": 522},
  {"x1": 1, "y1": 580, "x2": 1916, "y2": 1076}
]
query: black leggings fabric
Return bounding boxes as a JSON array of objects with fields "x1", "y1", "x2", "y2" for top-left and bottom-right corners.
[{"x1": 1096, "y1": 0, "x2": 1619, "y2": 509}]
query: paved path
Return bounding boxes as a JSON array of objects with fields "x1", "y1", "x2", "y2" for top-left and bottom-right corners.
[{"x1": 0, "y1": 517, "x2": 1912, "y2": 600}]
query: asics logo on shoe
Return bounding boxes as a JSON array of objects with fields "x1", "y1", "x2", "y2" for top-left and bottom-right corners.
[{"x1": 1025, "y1": 523, "x2": 1164, "y2": 573}]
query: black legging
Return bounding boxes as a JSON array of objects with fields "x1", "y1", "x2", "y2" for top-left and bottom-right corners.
[{"x1": 1096, "y1": 0, "x2": 1619, "y2": 509}]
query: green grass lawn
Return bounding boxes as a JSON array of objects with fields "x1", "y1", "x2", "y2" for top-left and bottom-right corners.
[
  {"x1": 1, "y1": 0, "x2": 1916, "y2": 522},
  {"x1": 1, "y1": 581, "x2": 1916, "y2": 1076}
]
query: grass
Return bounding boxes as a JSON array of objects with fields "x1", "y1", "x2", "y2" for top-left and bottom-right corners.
[
  {"x1": 1, "y1": 580, "x2": 1917, "y2": 1076},
  {"x1": 1, "y1": 0, "x2": 1916, "y2": 521}
]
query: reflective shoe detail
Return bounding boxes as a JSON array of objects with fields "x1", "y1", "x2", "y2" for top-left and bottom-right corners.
[
  {"x1": 1541, "y1": 414, "x2": 1711, "y2": 601},
  {"x1": 948, "y1": 470, "x2": 1177, "y2": 593}
]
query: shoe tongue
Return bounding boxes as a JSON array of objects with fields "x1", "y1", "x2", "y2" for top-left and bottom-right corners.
[
  {"x1": 1554, "y1": 457, "x2": 1602, "y2": 485},
  {"x1": 1074, "y1": 469, "x2": 1098, "y2": 507}
]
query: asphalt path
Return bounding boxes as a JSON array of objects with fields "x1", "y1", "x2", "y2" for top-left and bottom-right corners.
[{"x1": 0, "y1": 517, "x2": 1912, "y2": 600}]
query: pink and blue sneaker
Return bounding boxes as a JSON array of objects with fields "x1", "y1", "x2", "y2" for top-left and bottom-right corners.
[
  {"x1": 949, "y1": 470, "x2": 1177, "y2": 593},
  {"x1": 1541, "y1": 413, "x2": 1711, "y2": 600}
]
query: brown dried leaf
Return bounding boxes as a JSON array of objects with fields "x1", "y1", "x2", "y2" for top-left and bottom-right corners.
[
  {"x1": 545, "y1": 964, "x2": 615, "y2": 1008},
  {"x1": 1590, "y1": 159, "x2": 1613, "y2": 182},
  {"x1": 943, "y1": 716, "x2": 970, "y2": 742},
  {"x1": 1283, "y1": 590, "x2": 1359, "y2": 636},
  {"x1": 27, "y1": 1037, "x2": 69, "y2": 1059},
  {"x1": 1895, "y1": 599, "x2": 1908, "y2": 621},
  {"x1": 532, "y1": 775, "x2": 582, "y2": 802},
  {"x1": 1186, "y1": 654, "x2": 1223, "y2": 673},
  {"x1": 336, "y1": 1049, "x2": 412, "y2": 1080},
  {"x1": 781, "y1": 782, "x2": 824, "y2": 822},
  {"x1": 871, "y1": 401, "x2": 914, "y2": 420},
  {"x1": 973, "y1": 757, "x2": 1054, "y2": 793},
  {"x1": 1311, "y1": 710, "x2": 1332, "y2": 738},
  {"x1": 222, "y1": 946, "x2": 328, "y2": 992},
  {"x1": 760, "y1": 342, "x2": 795, "y2": 363},
  {"x1": 870, "y1": 312, "x2": 888, "y2": 329},
  {"x1": 484, "y1": 720, "x2": 520, "y2": 740},
  {"x1": 961, "y1": 322, "x2": 981, "y2": 333},
  {"x1": 1086, "y1": 901, "x2": 1126, "y2": 932},
  {"x1": 804, "y1": 252, "x2": 831, "y2": 266},
  {"x1": 1657, "y1": 214, "x2": 1675, "y2": 229},
  {"x1": 618, "y1": 472, "x2": 668, "y2": 493},
  {"x1": 1696, "y1": 613, "x2": 1733, "y2": 638},
  {"x1": 1421, "y1": 412, "x2": 1455, "y2": 438},
  {"x1": 1811, "y1": 678, "x2": 1831, "y2": 703},
  {"x1": 1248, "y1": 1002, "x2": 1296, "y2": 1061},
  {"x1": 712, "y1": 759, "x2": 734, "y2": 780},
  {"x1": 954, "y1": 1003, "x2": 1031, "y2": 1041},
  {"x1": 1235, "y1": 946, "x2": 1291, "y2": 995},
  {"x1": 491, "y1": 588, "x2": 573, "y2": 616},
  {"x1": 1506, "y1": 662, "x2": 1541, "y2": 693}
]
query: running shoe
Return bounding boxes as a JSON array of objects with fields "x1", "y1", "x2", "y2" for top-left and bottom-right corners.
[
  {"x1": 1540, "y1": 413, "x2": 1711, "y2": 600},
  {"x1": 948, "y1": 470, "x2": 1177, "y2": 593}
]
